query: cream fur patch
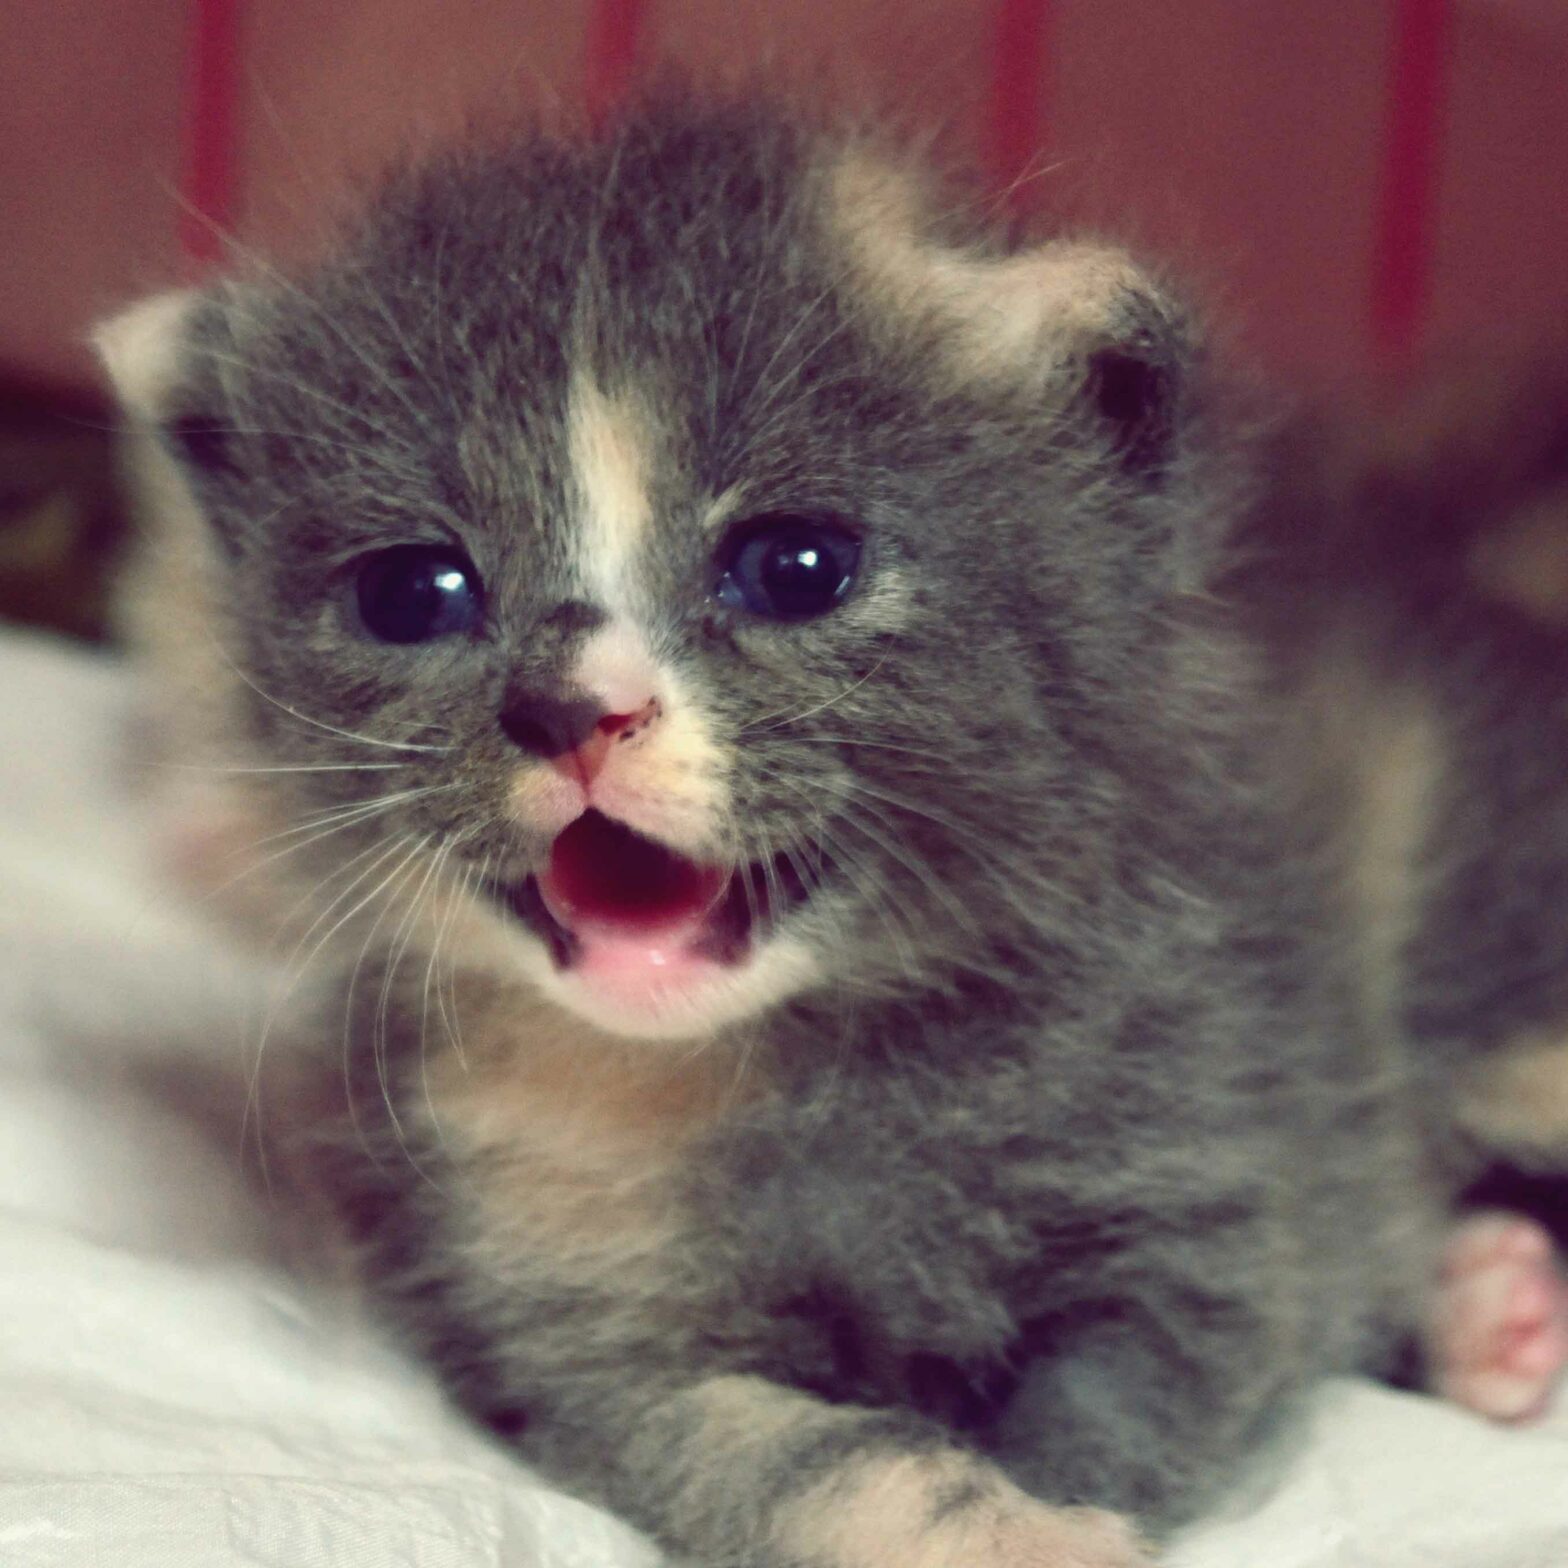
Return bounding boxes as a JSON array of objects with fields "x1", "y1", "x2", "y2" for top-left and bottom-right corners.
[
  {"x1": 1457, "y1": 1033, "x2": 1568, "y2": 1159},
  {"x1": 423, "y1": 979, "x2": 756, "y2": 1268},
  {"x1": 505, "y1": 764, "x2": 584, "y2": 835},
  {"x1": 98, "y1": 294, "x2": 288, "y2": 946},
  {"x1": 94, "y1": 289, "x2": 201, "y2": 421},
  {"x1": 1351, "y1": 693, "x2": 1443, "y2": 1023},
  {"x1": 781, "y1": 1451, "x2": 1151, "y2": 1568},
  {"x1": 567, "y1": 375, "x2": 655, "y2": 616},
  {"x1": 1469, "y1": 491, "x2": 1568, "y2": 624},
  {"x1": 590, "y1": 682, "x2": 728, "y2": 853},
  {"x1": 570, "y1": 620, "x2": 728, "y2": 854},
  {"x1": 573, "y1": 620, "x2": 663, "y2": 715},
  {"x1": 824, "y1": 149, "x2": 1150, "y2": 387},
  {"x1": 1304, "y1": 648, "x2": 1444, "y2": 1043}
]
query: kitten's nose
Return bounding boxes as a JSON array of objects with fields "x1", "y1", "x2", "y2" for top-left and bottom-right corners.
[
  {"x1": 500, "y1": 692, "x2": 659, "y2": 784},
  {"x1": 500, "y1": 693, "x2": 603, "y2": 758}
]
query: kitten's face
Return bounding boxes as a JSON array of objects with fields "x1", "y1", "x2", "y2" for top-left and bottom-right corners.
[{"x1": 103, "y1": 110, "x2": 1207, "y2": 1039}]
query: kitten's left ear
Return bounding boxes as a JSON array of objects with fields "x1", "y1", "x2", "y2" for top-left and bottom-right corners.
[
  {"x1": 827, "y1": 152, "x2": 1194, "y2": 476},
  {"x1": 1071, "y1": 270, "x2": 1190, "y2": 478},
  {"x1": 949, "y1": 240, "x2": 1191, "y2": 477}
]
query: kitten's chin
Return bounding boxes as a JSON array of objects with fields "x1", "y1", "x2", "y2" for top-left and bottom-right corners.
[{"x1": 519, "y1": 928, "x2": 821, "y2": 1040}]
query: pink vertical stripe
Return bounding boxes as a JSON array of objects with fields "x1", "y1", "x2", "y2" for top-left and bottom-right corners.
[
  {"x1": 178, "y1": 0, "x2": 243, "y2": 268},
  {"x1": 987, "y1": 0, "x2": 1051, "y2": 216},
  {"x1": 586, "y1": 0, "x2": 648, "y2": 127},
  {"x1": 1371, "y1": 0, "x2": 1451, "y2": 359}
]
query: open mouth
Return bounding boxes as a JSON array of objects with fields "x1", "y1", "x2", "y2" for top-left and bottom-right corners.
[{"x1": 493, "y1": 809, "x2": 818, "y2": 972}]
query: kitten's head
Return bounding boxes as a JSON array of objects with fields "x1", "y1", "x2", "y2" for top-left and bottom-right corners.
[{"x1": 100, "y1": 105, "x2": 1220, "y2": 1041}]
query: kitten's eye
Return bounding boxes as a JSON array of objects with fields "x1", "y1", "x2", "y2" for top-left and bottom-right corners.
[
  {"x1": 356, "y1": 546, "x2": 484, "y2": 643},
  {"x1": 715, "y1": 514, "x2": 861, "y2": 621}
]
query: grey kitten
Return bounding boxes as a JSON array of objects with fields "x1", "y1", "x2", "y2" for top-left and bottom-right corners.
[{"x1": 100, "y1": 104, "x2": 1431, "y2": 1567}]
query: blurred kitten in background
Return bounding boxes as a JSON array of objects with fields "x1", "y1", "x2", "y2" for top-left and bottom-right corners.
[{"x1": 1240, "y1": 343, "x2": 1568, "y2": 1421}]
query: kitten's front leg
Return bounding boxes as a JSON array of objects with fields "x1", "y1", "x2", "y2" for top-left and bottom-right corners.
[{"x1": 544, "y1": 1374, "x2": 1152, "y2": 1568}]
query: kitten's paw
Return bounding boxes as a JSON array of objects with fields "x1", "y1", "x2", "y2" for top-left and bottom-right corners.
[
  {"x1": 784, "y1": 1455, "x2": 1154, "y2": 1568},
  {"x1": 974, "y1": 1504, "x2": 1154, "y2": 1568},
  {"x1": 1431, "y1": 1210, "x2": 1568, "y2": 1421}
]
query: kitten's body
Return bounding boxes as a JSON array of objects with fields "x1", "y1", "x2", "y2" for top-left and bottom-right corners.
[{"x1": 102, "y1": 106, "x2": 1431, "y2": 1565}]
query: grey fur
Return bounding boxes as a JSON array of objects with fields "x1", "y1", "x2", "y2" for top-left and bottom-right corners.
[{"x1": 109, "y1": 102, "x2": 1434, "y2": 1566}]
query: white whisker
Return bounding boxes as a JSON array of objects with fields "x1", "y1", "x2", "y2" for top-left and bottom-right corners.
[
  {"x1": 238, "y1": 830, "x2": 420, "y2": 1173},
  {"x1": 188, "y1": 796, "x2": 430, "y2": 915},
  {"x1": 157, "y1": 760, "x2": 417, "y2": 776},
  {"x1": 436, "y1": 850, "x2": 488, "y2": 1072},
  {"x1": 746, "y1": 646, "x2": 895, "y2": 734},
  {"x1": 832, "y1": 800, "x2": 984, "y2": 945},
  {"x1": 218, "y1": 652, "x2": 453, "y2": 753},
  {"x1": 338, "y1": 835, "x2": 438, "y2": 1174},
  {"x1": 245, "y1": 784, "x2": 460, "y2": 850},
  {"x1": 371, "y1": 837, "x2": 451, "y2": 1185}
]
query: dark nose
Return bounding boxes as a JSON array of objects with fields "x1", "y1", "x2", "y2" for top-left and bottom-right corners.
[{"x1": 499, "y1": 693, "x2": 605, "y2": 758}]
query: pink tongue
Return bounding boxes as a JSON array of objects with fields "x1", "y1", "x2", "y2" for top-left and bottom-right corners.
[{"x1": 539, "y1": 812, "x2": 726, "y2": 956}]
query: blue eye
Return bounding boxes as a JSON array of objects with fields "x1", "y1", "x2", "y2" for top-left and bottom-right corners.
[
  {"x1": 356, "y1": 546, "x2": 484, "y2": 643},
  {"x1": 716, "y1": 514, "x2": 862, "y2": 621}
]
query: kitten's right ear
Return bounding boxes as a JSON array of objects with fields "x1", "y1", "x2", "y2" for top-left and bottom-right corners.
[
  {"x1": 94, "y1": 289, "x2": 241, "y2": 481},
  {"x1": 94, "y1": 290, "x2": 201, "y2": 423}
]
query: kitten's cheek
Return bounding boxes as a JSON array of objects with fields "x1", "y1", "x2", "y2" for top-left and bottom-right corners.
[{"x1": 507, "y1": 766, "x2": 586, "y2": 836}]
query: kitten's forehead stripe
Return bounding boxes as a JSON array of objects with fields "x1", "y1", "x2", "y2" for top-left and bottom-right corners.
[{"x1": 567, "y1": 373, "x2": 655, "y2": 618}]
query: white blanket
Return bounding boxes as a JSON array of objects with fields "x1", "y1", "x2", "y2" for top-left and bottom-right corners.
[{"x1": 1, "y1": 626, "x2": 1563, "y2": 1567}]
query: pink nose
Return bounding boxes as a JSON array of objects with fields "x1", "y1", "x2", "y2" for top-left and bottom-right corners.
[{"x1": 549, "y1": 698, "x2": 660, "y2": 786}]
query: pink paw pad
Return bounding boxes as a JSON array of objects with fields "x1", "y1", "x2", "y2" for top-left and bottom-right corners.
[{"x1": 1431, "y1": 1211, "x2": 1568, "y2": 1422}]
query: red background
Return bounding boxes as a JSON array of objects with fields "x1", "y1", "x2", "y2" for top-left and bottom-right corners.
[{"x1": 2, "y1": 0, "x2": 1565, "y2": 395}]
